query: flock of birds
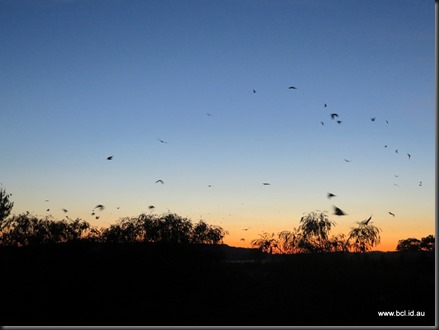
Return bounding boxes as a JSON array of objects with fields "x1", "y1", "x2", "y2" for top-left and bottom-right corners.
[{"x1": 40, "y1": 84, "x2": 423, "y2": 243}]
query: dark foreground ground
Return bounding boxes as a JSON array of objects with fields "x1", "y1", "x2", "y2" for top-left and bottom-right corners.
[{"x1": 0, "y1": 242, "x2": 436, "y2": 326}]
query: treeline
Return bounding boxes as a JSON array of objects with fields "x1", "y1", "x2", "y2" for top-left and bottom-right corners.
[
  {"x1": 0, "y1": 188, "x2": 434, "y2": 252},
  {"x1": 0, "y1": 212, "x2": 228, "y2": 247}
]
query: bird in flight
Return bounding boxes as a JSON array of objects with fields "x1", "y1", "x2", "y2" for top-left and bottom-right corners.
[
  {"x1": 288, "y1": 86, "x2": 297, "y2": 89},
  {"x1": 386, "y1": 120, "x2": 389, "y2": 124},
  {"x1": 384, "y1": 145, "x2": 388, "y2": 148},
  {"x1": 331, "y1": 113, "x2": 339, "y2": 119},
  {"x1": 370, "y1": 117, "x2": 376, "y2": 122},
  {"x1": 155, "y1": 179, "x2": 164, "y2": 184},
  {"x1": 327, "y1": 192, "x2": 336, "y2": 199},
  {"x1": 320, "y1": 121, "x2": 324, "y2": 126},
  {"x1": 262, "y1": 182, "x2": 271, "y2": 185},
  {"x1": 324, "y1": 103, "x2": 327, "y2": 107},
  {"x1": 337, "y1": 120, "x2": 342, "y2": 124},
  {"x1": 46, "y1": 209, "x2": 50, "y2": 212},
  {"x1": 148, "y1": 205, "x2": 155, "y2": 210},
  {"x1": 253, "y1": 89, "x2": 256, "y2": 93},
  {"x1": 107, "y1": 156, "x2": 113, "y2": 160},
  {"x1": 206, "y1": 113, "x2": 212, "y2": 116},
  {"x1": 388, "y1": 211, "x2": 395, "y2": 217},
  {"x1": 62, "y1": 208, "x2": 68, "y2": 213},
  {"x1": 242, "y1": 227, "x2": 251, "y2": 231},
  {"x1": 157, "y1": 138, "x2": 168, "y2": 144},
  {"x1": 344, "y1": 159, "x2": 351, "y2": 162},
  {"x1": 360, "y1": 215, "x2": 372, "y2": 225},
  {"x1": 407, "y1": 153, "x2": 411, "y2": 159},
  {"x1": 333, "y1": 206, "x2": 347, "y2": 216},
  {"x1": 240, "y1": 238, "x2": 245, "y2": 241},
  {"x1": 395, "y1": 149, "x2": 398, "y2": 154},
  {"x1": 94, "y1": 204, "x2": 104, "y2": 211}
]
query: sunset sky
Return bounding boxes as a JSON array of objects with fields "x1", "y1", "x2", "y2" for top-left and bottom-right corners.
[{"x1": 0, "y1": 0, "x2": 435, "y2": 251}]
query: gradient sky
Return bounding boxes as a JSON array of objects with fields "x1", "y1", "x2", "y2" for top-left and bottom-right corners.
[{"x1": 0, "y1": 0, "x2": 435, "y2": 251}]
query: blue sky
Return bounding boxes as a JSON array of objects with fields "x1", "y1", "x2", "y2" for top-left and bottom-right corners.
[{"x1": 0, "y1": 0, "x2": 435, "y2": 250}]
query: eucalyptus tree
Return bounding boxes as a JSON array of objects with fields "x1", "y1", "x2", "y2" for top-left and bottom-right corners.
[
  {"x1": 347, "y1": 220, "x2": 381, "y2": 253},
  {"x1": 298, "y1": 211, "x2": 336, "y2": 253},
  {"x1": 191, "y1": 220, "x2": 228, "y2": 244}
]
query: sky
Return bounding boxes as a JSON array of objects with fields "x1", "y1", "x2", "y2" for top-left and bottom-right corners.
[{"x1": 0, "y1": 0, "x2": 435, "y2": 251}]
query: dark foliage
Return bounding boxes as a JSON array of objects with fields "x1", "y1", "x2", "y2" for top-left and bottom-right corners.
[{"x1": 396, "y1": 235, "x2": 435, "y2": 252}]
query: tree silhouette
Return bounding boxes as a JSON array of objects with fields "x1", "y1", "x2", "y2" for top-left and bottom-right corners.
[
  {"x1": 0, "y1": 212, "x2": 99, "y2": 247},
  {"x1": 347, "y1": 222, "x2": 381, "y2": 253},
  {"x1": 99, "y1": 213, "x2": 228, "y2": 245},
  {"x1": 396, "y1": 235, "x2": 435, "y2": 252},
  {"x1": 250, "y1": 232, "x2": 278, "y2": 254},
  {"x1": 420, "y1": 235, "x2": 435, "y2": 252},
  {"x1": 396, "y1": 238, "x2": 421, "y2": 252},
  {"x1": 191, "y1": 220, "x2": 228, "y2": 244},
  {"x1": 327, "y1": 233, "x2": 350, "y2": 252},
  {"x1": 0, "y1": 187, "x2": 14, "y2": 229},
  {"x1": 298, "y1": 211, "x2": 336, "y2": 252}
]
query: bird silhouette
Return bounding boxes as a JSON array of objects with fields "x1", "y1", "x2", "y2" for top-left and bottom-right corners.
[
  {"x1": 148, "y1": 205, "x2": 155, "y2": 210},
  {"x1": 384, "y1": 145, "x2": 388, "y2": 148},
  {"x1": 253, "y1": 89, "x2": 256, "y2": 93},
  {"x1": 240, "y1": 238, "x2": 245, "y2": 241},
  {"x1": 288, "y1": 86, "x2": 297, "y2": 89},
  {"x1": 344, "y1": 159, "x2": 351, "y2": 162},
  {"x1": 337, "y1": 120, "x2": 342, "y2": 124},
  {"x1": 46, "y1": 209, "x2": 50, "y2": 212},
  {"x1": 371, "y1": 117, "x2": 376, "y2": 121},
  {"x1": 62, "y1": 208, "x2": 68, "y2": 213},
  {"x1": 331, "y1": 113, "x2": 339, "y2": 119},
  {"x1": 388, "y1": 211, "x2": 395, "y2": 217},
  {"x1": 360, "y1": 215, "x2": 372, "y2": 225},
  {"x1": 324, "y1": 103, "x2": 327, "y2": 107},
  {"x1": 395, "y1": 149, "x2": 398, "y2": 154},
  {"x1": 386, "y1": 120, "x2": 389, "y2": 124},
  {"x1": 333, "y1": 206, "x2": 347, "y2": 216},
  {"x1": 107, "y1": 156, "x2": 113, "y2": 160},
  {"x1": 419, "y1": 181, "x2": 423, "y2": 186},
  {"x1": 327, "y1": 192, "x2": 336, "y2": 199},
  {"x1": 155, "y1": 179, "x2": 164, "y2": 184},
  {"x1": 320, "y1": 121, "x2": 324, "y2": 126},
  {"x1": 157, "y1": 138, "x2": 168, "y2": 144},
  {"x1": 262, "y1": 182, "x2": 271, "y2": 185},
  {"x1": 206, "y1": 113, "x2": 212, "y2": 116},
  {"x1": 242, "y1": 227, "x2": 251, "y2": 231},
  {"x1": 94, "y1": 204, "x2": 104, "y2": 211},
  {"x1": 407, "y1": 153, "x2": 411, "y2": 159}
]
